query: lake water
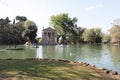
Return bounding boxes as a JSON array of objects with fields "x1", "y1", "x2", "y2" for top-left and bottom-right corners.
[{"x1": 0, "y1": 44, "x2": 120, "y2": 73}]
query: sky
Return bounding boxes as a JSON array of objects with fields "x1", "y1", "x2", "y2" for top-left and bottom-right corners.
[{"x1": 0, "y1": 0, "x2": 120, "y2": 37}]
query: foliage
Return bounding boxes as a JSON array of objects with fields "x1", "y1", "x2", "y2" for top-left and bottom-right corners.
[
  {"x1": 36, "y1": 37, "x2": 42, "y2": 43},
  {"x1": 8, "y1": 24, "x2": 25, "y2": 44},
  {"x1": 102, "y1": 34, "x2": 111, "y2": 43},
  {"x1": 50, "y1": 13, "x2": 80, "y2": 44},
  {"x1": 82, "y1": 28, "x2": 102, "y2": 43},
  {"x1": 69, "y1": 25, "x2": 86, "y2": 44},
  {"x1": 0, "y1": 17, "x2": 25, "y2": 44},
  {"x1": 0, "y1": 16, "x2": 37, "y2": 44},
  {"x1": 16, "y1": 16, "x2": 27, "y2": 22},
  {"x1": 50, "y1": 13, "x2": 78, "y2": 35},
  {"x1": 109, "y1": 19, "x2": 120, "y2": 43},
  {"x1": 94, "y1": 28, "x2": 102, "y2": 43},
  {"x1": 82, "y1": 28, "x2": 95, "y2": 43},
  {"x1": 24, "y1": 20, "x2": 36, "y2": 29},
  {"x1": 22, "y1": 20, "x2": 37, "y2": 43}
]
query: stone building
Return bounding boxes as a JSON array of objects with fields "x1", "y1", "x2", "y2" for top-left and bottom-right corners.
[{"x1": 41, "y1": 27, "x2": 57, "y2": 45}]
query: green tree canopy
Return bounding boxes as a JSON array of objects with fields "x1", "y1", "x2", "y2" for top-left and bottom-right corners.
[
  {"x1": 94, "y1": 28, "x2": 102, "y2": 43},
  {"x1": 50, "y1": 13, "x2": 78, "y2": 44},
  {"x1": 16, "y1": 16, "x2": 27, "y2": 22},
  {"x1": 22, "y1": 20, "x2": 37, "y2": 43},
  {"x1": 0, "y1": 16, "x2": 37, "y2": 45},
  {"x1": 103, "y1": 34, "x2": 111, "y2": 43},
  {"x1": 82, "y1": 28, "x2": 95, "y2": 43},
  {"x1": 50, "y1": 13, "x2": 78, "y2": 35},
  {"x1": 69, "y1": 25, "x2": 86, "y2": 44},
  {"x1": 0, "y1": 17, "x2": 25, "y2": 44},
  {"x1": 24, "y1": 20, "x2": 36, "y2": 29},
  {"x1": 82, "y1": 28, "x2": 102, "y2": 43}
]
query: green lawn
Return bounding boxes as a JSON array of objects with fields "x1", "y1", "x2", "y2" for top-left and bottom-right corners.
[{"x1": 0, "y1": 59, "x2": 119, "y2": 80}]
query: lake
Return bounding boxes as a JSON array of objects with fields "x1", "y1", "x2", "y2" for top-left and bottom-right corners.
[{"x1": 0, "y1": 44, "x2": 120, "y2": 73}]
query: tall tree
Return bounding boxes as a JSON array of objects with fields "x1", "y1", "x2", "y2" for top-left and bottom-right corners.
[
  {"x1": 103, "y1": 34, "x2": 111, "y2": 43},
  {"x1": 0, "y1": 17, "x2": 25, "y2": 44},
  {"x1": 109, "y1": 19, "x2": 120, "y2": 43},
  {"x1": 50, "y1": 13, "x2": 78, "y2": 35},
  {"x1": 94, "y1": 28, "x2": 102, "y2": 43},
  {"x1": 22, "y1": 20, "x2": 37, "y2": 44},
  {"x1": 82, "y1": 28, "x2": 95, "y2": 43},
  {"x1": 0, "y1": 17, "x2": 11, "y2": 44},
  {"x1": 0, "y1": 16, "x2": 37, "y2": 45},
  {"x1": 50, "y1": 13, "x2": 78, "y2": 44},
  {"x1": 82, "y1": 28, "x2": 102, "y2": 43},
  {"x1": 15, "y1": 16, "x2": 38, "y2": 44},
  {"x1": 69, "y1": 25, "x2": 86, "y2": 44}
]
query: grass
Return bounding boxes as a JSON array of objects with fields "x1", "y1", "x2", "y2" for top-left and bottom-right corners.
[{"x1": 0, "y1": 59, "x2": 119, "y2": 80}]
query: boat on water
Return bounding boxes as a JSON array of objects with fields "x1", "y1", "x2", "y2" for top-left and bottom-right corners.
[
  {"x1": 59, "y1": 44, "x2": 68, "y2": 47},
  {"x1": 31, "y1": 45, "x2": 39, "y2": 48},
  {"x1": 6, "y1": 47, "x2": 24, "y2": 50}
]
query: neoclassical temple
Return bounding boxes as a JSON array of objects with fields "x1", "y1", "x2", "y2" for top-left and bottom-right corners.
[{"x1": 41, "y1": 27, "x2": 57, "y2": 45}]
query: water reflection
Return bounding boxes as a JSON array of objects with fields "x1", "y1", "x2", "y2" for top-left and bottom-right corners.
[
  {"x1": 0, "y1": 44, "x2": 120, "y2": 73},
  {"x1": 109, "y1": 45, "x2": 120, "y2": 62},
  {"x1": 108, "y1": 45, "x2": 120, "y2": 73},
  {"x1": 36, "y1": 46, "x2": 42, "y2": 58},
  {"x1": 36, "y1": 44, "x2": 120, "y2": 73},
  {"x1": 0, "y1": 46, "x2": 36, "y2": 59}
]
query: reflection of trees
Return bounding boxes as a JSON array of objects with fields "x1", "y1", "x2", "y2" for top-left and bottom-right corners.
[
  {"x1": 78, "y1": 44, "x2": 102, "y2": 62},
  {"x1": 41, "y1": 45, "x2": 103, "y2": 62},
  {"x1": 36, "y1": 46, "x2": 42, "y2": 58},
  {"x1": 107, "y1": 45, "x2": 120, "y2": 73},
  {"x1": 24, "y1": 47, "x2": 36, "y2": 58},
  {"x1": 42, "y1": 46, "x2": 70, "y2": 59},
  {"x1": 42, "y1": 46, "x2": 56, "y2": 58},
  {"x1": 0, "y1": 46, "x2": 36, "y2": 59},
  {"x1": 109, "y1": 45, "x2": 120, "y2": 63}
]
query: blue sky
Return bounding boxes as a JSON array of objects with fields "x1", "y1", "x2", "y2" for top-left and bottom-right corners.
[{"x1": 0, "y1": 0, "x2": 120, "y2": 37}]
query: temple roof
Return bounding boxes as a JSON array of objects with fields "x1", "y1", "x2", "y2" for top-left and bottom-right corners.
[{"x1": 42, "y1": 27, "x2": 56, "y2": 32}]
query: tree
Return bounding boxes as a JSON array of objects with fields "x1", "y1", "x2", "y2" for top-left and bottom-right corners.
[
  {"x1": 69, "y1": 25, "x2": 86, "y2": 44},
  {"x1": 0, "y1": 17, "x2": 25, "y2": 44},
  {"x1": 14, "y1": 16, "x2": 29, "y2": 44},
  {"x1": 7, "y1": 24, "x2": 25, "y2": 44},
  {"x1": 15, "y1": 16, "x2": 38, "y2": 44},
  {"x1": 0, "y1": 17, "x2": 11, "y2": 44},
  {"x1": 0, "y1": 16, "x2": 37, "y2": 45},
  {"x1": 16, "y1": 16, "x2": 27, "y2": 22},
  {"x1": 82, "y1": 28, "x2": 102, "y2": 43},
  {"x1": 22, "y1": 20, "x2": 37, "y2": 44},
  {"x1": 50, "y1": 13, "x2": 78, "y2": 35},
  {"x1": 103, "y1": 34, "x2": 111, "y2": 43},
  {"x1": 50, "y1": 13, "x2": 78, "y2": 44},
  {"x1": 94, "y1": 28, "x2": 102, "y2": 43},
  {"x1": 109, "y1": 19, "x2": 120, "y2": 44},
  {"x1": 82, "y1": 28, "x2": 95, "y2": 43}
]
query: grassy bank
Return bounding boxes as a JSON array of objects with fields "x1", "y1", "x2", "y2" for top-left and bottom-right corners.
[{"x1": 0, "y1": 59, "x2": 119, "y2": 80}]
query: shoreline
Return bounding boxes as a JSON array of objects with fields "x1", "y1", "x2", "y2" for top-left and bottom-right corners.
[
  {"x1": 0, "y1": 58, "x2": 120, "y2": 80},
  {"x1": 27, "y1": 58, "x2": 120, "y2": 74}
]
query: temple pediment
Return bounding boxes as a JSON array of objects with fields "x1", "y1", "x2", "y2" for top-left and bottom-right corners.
[{"x1": 43, "y1": 27, "x2": 56, "y2": 32}]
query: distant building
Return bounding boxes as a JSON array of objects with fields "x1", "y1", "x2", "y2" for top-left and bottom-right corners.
[{"x1": 41, "y1": 27, "x2": 57, "y2": 45}]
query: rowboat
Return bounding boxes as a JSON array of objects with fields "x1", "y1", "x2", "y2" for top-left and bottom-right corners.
[{"x1": 6, "y1": 47, "x2": 24, "y2": 50}]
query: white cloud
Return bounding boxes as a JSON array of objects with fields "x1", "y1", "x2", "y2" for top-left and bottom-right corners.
[{"x1": 85, "y1": 4, "x2": 104, "y2": 11}]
